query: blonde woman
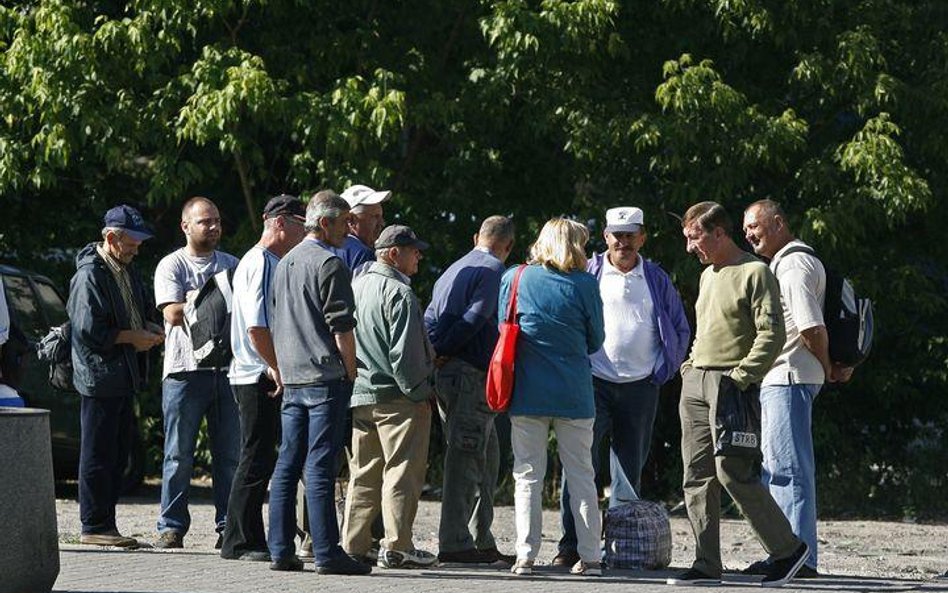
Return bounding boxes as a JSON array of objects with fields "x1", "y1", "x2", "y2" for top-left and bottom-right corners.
[{"x1": 498, "y1": 218, "x2": 605, "y2": 576}]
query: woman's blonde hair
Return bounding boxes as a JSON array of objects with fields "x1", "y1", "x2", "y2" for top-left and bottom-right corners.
[{"x1": 528, "y1": 218, "x2": 589, "y2": 272}]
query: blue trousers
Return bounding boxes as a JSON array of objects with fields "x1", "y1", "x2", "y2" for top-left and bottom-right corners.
[
  {"x1": 760, "y1": 383, "x2": 821, "y2": 569},
  {"x1": 79, "y1": 395, "x2": 133, "y2": 534},
  {"x1": 157, "y1": 370, "x2": 240, "y2": 535},
  {"x1": 267, "y1": 380, "x2": 351, "y2": 564},
  {"x1": 558, "y1": 377, "x2": 659, "y2": 554}
]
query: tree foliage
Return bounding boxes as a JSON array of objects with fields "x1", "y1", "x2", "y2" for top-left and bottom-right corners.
[{"x1": 1, "y1": 0, "x2": 946, "y2": 517}]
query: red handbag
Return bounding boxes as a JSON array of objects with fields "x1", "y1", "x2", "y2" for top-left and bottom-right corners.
[{"x1": 486, "y1": 264, "x2": 527, "y2": 412}]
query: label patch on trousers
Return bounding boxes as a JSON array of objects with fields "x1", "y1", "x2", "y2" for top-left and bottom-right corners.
[{"x1": 730, "y1": 431, "x2": 759, "y2": 448}]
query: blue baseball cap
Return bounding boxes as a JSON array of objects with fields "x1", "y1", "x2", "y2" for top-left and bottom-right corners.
[{"x1": 103, "y1": 205, "x2": 153, "y2": 241}]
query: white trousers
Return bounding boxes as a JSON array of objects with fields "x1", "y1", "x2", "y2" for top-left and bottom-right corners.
[{"x1": 510, "y1": 415, "x2": 601, "y2": 562}]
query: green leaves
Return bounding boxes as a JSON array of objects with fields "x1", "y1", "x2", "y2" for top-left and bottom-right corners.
[
  {"x1": 176, "y1": 45, "x2": 283, "y2": 153},
  {"x1": 835, "y1": 113, "x2": 931, "y2": 219}
]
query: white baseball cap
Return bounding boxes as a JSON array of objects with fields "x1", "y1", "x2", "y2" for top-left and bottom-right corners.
[
  {"x1": 604, "y1": 207, "x2": 644, "y2": 234},
  {"x1": 340, "y1": 184, "x2": 392, "y2": 208}
]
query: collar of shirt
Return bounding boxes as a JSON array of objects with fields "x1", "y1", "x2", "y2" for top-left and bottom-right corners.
[
  {"x1": 305, "y1": 237, "x2": 333, "y2": 251},
  {"x1": 473, "y1": 246, "x2": 501, "y2": 262},
  {"x1": 372, "y1": 262, "x2": 411, "y2": 285},
  {"x1": 96, "y1": 243, "x2": 127, "y2": 274},
  {"x1": 602, "y1": 254, "x2": 644, "y2": 278}
]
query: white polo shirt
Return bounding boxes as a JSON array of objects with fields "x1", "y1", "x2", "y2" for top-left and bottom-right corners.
[
  {"x1": 763, "y1": 240, "x2": 826, "y2": 386},
  {"x1": 589, "y1": 256, "x2": 661, "y2": 383}
]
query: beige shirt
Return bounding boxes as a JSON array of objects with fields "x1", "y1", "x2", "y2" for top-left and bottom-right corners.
[{"x1": 763, "y1": 240, "x2": 826, "y2": 386}]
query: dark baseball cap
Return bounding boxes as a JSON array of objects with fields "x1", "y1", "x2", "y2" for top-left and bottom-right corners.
[
  {"x1": 103, "y1": 205, "x2": 153, "y2": 241},
  {"x1": 375, "y1": 224, "x2": 429, "y2": 250},
  {"x1": 263, "y1": 194, "x2": 306, "y2": 220}
]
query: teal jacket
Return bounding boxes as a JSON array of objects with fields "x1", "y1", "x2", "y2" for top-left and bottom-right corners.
[
  {"x1": 499, "y1": 264, "x2": 605, "y2": 418},
  {"x1": 351, "y1": 262, "x2": 435, "y2": 407}
]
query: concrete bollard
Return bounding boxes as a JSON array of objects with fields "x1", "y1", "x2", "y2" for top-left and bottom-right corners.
[{"x1": 0, "y1": 407, "x2": 60, "y2": 593}]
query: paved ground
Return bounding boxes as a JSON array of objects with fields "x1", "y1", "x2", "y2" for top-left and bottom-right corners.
[{"x1": 52, "y1": 484, "x2": 948, "y2": 593}]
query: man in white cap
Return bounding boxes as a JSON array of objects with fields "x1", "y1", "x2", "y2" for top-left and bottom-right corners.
[
  {"x1": 334, "y1": 184, "x2": 392, "y2": 275},
  {"x1": 554, "y1": 206, "x2": 691, "y2": 567}
]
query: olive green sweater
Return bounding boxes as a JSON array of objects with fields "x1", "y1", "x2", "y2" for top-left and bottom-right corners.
[{"x1": 686, "y1": 252, "x2": 786, "y2": 389}]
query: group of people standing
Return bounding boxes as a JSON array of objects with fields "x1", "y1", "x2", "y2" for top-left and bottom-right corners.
[{"x1": 65, "y1": 188, "x2": 847, "y2": 586}]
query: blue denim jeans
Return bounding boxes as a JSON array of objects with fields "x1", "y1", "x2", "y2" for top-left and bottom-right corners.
[
  {"x1": 760, "y1": 383, "x2": 821, "y2": 569},
  {"x1": 558, "y1": 377, "x2": 659, "y2": 555},
  {"x1": 267, "y1": 380, "x2": 351, "y2": 564},
  {"x1": 157, "y1": 370, "x2": 240, "y2": 535}
]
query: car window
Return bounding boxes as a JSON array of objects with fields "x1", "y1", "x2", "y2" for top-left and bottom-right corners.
[
  {"x1": 1, "y1": 274, "x2": 43, "y2": 336},
  {"x1": 34, "y1": 279, "x2": 68, "y2": 327}
]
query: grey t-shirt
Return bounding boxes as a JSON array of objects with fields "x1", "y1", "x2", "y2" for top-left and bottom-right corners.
[{"x1": 155, "y1": 248, "x2": 239, "y2": 378}]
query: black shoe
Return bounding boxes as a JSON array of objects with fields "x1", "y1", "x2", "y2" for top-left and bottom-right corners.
[
  {"x1": 480, "y1": 547, "x2": 516, "y2": 566},
  {"x1": 551, "y1": 550, "x2": 580, "y2": 567},
  {"x1": 316, "y1": 554, "x2": 373, "y2": 575},
  {"x1": 215, "y1": 534, "x2": 223, "y2": 550},
  {"x1": 270, "y1": 556, "x2": 305, "y2": 572},
  {"x1": 760, "y1": 543, "x2": 810, "y2": 587},
  {"x1": 222, "y1": 550, "x2": 270, "y2": 562},
  {"x1": 438, "y1": 548, "x2": 499, "y2": 564},
  {"x1": 154, "y1": 531, "x2": 184, "y2": 549},
  {"x1": 666, "y1": 568, "x2": 721, "y2": 586},
  {"x1": 795, "y1": 565, "x2": 819, "y2": 579},
  {"x1": 741, "y1": 559, "x2": 771, "y2": 575}
]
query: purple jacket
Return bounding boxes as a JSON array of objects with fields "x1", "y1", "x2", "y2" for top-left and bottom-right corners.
[{"x1": 587, "y1": 252, "x2": 691, "y2": 386}]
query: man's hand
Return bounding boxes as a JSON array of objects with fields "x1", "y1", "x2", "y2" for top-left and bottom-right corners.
[
  {"x1": 830, "y1": 363, "x2": 854, "y2": 383},
  {"x1": 118, "y1": 329, "x2": 164, "y2": 352},
  {"x1": 434, "y1": 355, "x2": 451, "y2": 369},
  {"x1": 266, "y1": 366, "x2": 284, "y2": 398}
]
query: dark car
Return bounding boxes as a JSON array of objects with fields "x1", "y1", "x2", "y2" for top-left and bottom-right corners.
[{"x1": 1, "y1": 263, "x2": 145, "y2": 493}]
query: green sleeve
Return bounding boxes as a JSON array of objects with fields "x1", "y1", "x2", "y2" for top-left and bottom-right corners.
[{"x1": 729, "y1": 267, "x2": 786, "y2": 389}]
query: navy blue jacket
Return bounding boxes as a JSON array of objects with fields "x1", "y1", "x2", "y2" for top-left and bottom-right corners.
[
  {"x1": 424, "y1": 249, "x2": 506, "y2": 371},
  {"x1": 587, "y1": 252, "x2": 691, "y2": 386},
  {"x1": 67, "y1": 243, "x2": 152, "y2": 398}
]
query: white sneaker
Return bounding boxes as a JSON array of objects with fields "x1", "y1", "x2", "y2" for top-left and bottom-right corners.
[
  {"x1": 377, "y1": 547, "x2": 438, "y2": 568},
  {"x1": 511, "y1": 559, "x2": 534, "y2": 575}
]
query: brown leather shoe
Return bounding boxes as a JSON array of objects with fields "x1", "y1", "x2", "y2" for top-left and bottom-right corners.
[
  {"x1": 480, "y1": 547, "x2": 516, "y2": 566},
  {"x1": 551, "y1": 550, "x2": 580, "y2": 567}
]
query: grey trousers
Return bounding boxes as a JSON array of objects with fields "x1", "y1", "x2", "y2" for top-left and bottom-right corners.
[
  {"x1": 679, "y1": 366, "x2": 801, "y2": 577},
  {"x1": 435, "y1": 359, "x2": 499, "y2": 553}
]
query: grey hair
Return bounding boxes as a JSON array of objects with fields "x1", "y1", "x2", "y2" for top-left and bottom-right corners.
[
  {"x1": 375, "y1": 247, "x2": 394, "y2": 262},
  {"x1": 304, "y1": 190, "x2": 349, "y2": 234},
  {"x1": 101, "y1": 227, "x2": 125, "y2": 240},
  {"x1": 350, "y1": 204, "x2": 367, "y2": 216},
  {"x1": 478, "y1": 215, "x2": 515, "y2": 242}
]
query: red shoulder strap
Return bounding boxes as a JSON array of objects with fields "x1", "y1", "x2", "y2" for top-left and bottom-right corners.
[{"x1": 505, "y1": 264, "x2": 528, "y2": 323}]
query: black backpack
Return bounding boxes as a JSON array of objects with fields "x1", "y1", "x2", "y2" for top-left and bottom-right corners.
[
  {"x1": 36, "y1": 322, "x2": 76, "y2": 392},
  {"x1": 184, "y1": 268, "x2": 235, "y2": 368},
  {"x1": 775, "y1": 246, "x2": 874, "y2": 367}
]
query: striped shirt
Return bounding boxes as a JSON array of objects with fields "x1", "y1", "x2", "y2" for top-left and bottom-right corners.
[{"x1": 96, "y1": 244, "x2": 144, "y2": 330}]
